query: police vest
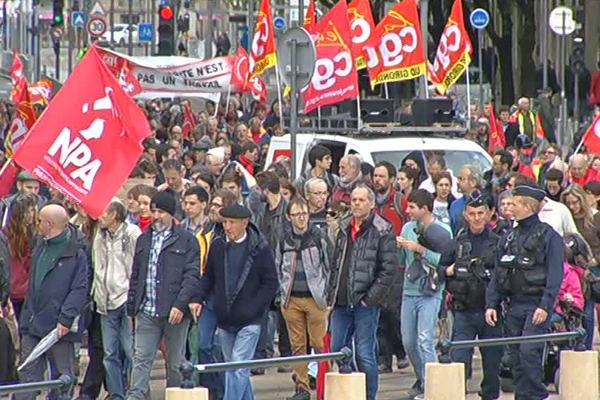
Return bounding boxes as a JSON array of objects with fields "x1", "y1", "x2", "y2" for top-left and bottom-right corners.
[
  {"x1": 446, "y1": 231, "x2": 499, "y2": 311},
  {"x1": 498, "y1": 223, "x2": 548, "y2": 297}
]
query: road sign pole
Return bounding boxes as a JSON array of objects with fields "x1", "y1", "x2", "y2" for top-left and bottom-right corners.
[
  {"x1": 68, "y1": 17, "x2": 74, "y2": 75},
  {"x1": 128, "y1": 0, "x2": 133, "y2": 55},
  {"x1": 478, "y1": 28, "x2": 483, "y2": 112},
  {"x1": 109, "y1": 0, "x2": 114, "y2": 48},
  {"x1": 290, "y1": 38, "x2": 298, "y2": 180}
]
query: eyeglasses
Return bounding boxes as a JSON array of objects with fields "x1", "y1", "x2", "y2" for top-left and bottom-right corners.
[
  {"x1": 309, "y1": 191, "x2": 328, "y2": 197},
  {"x1": 210, "y1": 202, "x2": 223, "y2": 208},
  {"x1": 289, "y1": 212, "x2": 309, "y2": 218}
]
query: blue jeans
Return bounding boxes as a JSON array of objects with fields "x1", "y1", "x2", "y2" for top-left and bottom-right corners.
[
  {"x1": 583, "y1": 299, "x2": 595, "y2": 350},
  {"x1": 401, "y1": 295, "x2": 441, "y2": 386},
  {"x1": 330, "y1": 304, "x2": 380, "y2": 400},
  {"x1": 220, "y1": 324, "x2": 262, "y2": 400},
  {"x1": 197, "y1": 296, "x2": 224, "y2": 398},
  {"x1": 100, "y1": 305, "x2": 133, "y2": 400}
]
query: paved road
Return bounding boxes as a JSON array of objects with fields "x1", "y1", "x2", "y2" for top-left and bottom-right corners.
[{"x1": 76, "y1": 352, "x2": 561, "y2": 400}]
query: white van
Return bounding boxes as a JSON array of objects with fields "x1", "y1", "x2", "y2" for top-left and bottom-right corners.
[{"x1": 265, "y1": 126, "x2": 493, "y2": 177}]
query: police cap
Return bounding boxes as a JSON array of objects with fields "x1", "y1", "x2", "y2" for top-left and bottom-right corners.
[
  {"x1": 512, "y1": 184, "x2": 546, "y2": 202},
  {"x1": 464, "y1": 190, "x2": 493, "y2": 209}
]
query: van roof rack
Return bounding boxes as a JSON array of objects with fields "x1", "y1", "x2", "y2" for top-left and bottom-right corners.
[{"x1": 286, "y1": 115, "x2": 468, "y2": 138}]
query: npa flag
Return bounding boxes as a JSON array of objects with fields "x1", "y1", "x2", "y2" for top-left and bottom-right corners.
[
  {"x1": 347, "y1": 0, "x2": 376, "y2": 70},
  {"x1": 302, "y1": 0, "x2": 359, "y2": 115},
  {"x1": 304, "y1": 0, "x2": 316, "y2": 31},
  {"x1": 28, "y1": 80, "x2": 53, "y2": 106},
  {"x1": 581, "y1": 113, "x2": 600, "y2": 154},
  {"x1": 181, "y1": 103, "x2": 197, "y2": 139},
  {"x1": 231, "y1": 46, "x2": 268, "y2": 103},
  {"x1": 365, "y1": 0, "x2": 426, "y2": 88},
  {"x1": 12, "y1": 46, "x2": 151, "y2": 219},
  {"x1": 488, "y1": 103, "x2": 505, "y2": 154},
  {"x1": 250, "y1": 0, "x2": 277, "y2": 77},
  {"x1": 428, "y1": 0, "x2": 472, "y2": 95}
]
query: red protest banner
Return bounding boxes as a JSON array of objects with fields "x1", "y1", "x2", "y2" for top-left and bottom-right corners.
[{"x1": 12, "y1": 46, "x2": 151, "y2": 219}]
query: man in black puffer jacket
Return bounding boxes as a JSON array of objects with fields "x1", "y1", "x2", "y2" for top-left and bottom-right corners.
[{"x1": 328, "y1": 185, "x2": 397, "y2": 400}]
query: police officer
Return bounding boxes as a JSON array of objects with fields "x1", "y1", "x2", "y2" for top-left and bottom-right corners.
[
  {"x1": 485, "y1": 184, "x2": 564, "y2": 400},
  {"x1": 441, "y1": 191, "x2": 502, "y2": 400}
]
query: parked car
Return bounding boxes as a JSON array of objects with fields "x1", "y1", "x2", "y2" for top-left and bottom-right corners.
[{"x1": 99, "y1": 24, "x2": 138, "y2": 46}]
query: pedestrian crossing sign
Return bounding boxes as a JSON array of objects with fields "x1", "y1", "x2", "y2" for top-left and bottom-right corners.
[{"x1": 72, "y1": 12, "x2": 86, "y2": 28}]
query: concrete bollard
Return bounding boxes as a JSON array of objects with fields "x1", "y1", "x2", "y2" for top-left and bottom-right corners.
[
  {"x1": 165, "y1": 387, "x2": 209, "y2": 400},
  {"x1": 424, "y1": 363, "x2": 465, "y2": 400},
  {"x1": 324, "y1": 372, "x2": 366, "y2": 400},
  {"x1": 559, "y1": 350, "x2": 599, "y2": 400}
]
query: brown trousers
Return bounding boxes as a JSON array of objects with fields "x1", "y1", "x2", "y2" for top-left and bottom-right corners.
[{"x1": 281, "y1": 296, "x2": 327, "y2": 392}]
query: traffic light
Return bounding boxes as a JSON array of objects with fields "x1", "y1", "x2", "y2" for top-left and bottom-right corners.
[
  {"x1": 158, "y1": 3, "x2": 175, "y2": 55},
  {"x1": 571, "y1": 41, "x2": 586, "y2": 76},
  {"x1": 52, "y1": 0, "x2": 64, "y2": 27}
]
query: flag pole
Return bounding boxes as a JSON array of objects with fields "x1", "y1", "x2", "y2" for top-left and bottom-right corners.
[
  {"x1": 466, "y1": 63, "x2": 472, "y2": 131},
  {"x1": 275, "y1": 65, "x2": 284, "y2": 128},
  {"x1": 317, "y1": 107, "x2": 322, "y2": 130},
  {"x1": 356, "y1": 94, "x2": 362, "y2": 130},
  {"x1": 225, "y1": 84, "x2": 232, "y2": 114},
  {"x1": 384, "y1": 83, "x2": 389, "y2": 99},
  {"x1": 573, "y1": 134, "x2": 586, "y2": 154},
  {"x1": 0, "y1": 158, "x2": 13, "y2": 180}
]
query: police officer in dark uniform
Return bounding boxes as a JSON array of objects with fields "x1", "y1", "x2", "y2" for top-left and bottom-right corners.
[
  {"x1": 485, "y1": 184, "x2": 564, "y2": 400},
  {"x1": 441, "y1": 191, "x2": 502, "y2": 400}
]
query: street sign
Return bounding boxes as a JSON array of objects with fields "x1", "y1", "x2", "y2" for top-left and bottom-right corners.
[
  {"x1": 278, "y1": 27, "x2": 316, "y2": 89},
  {"x1": 72, "y1": 11, "x2": 86, "y2": 28},
  {"x1": 273, "y1": 16, "x2": 286, "y2": 31},
  {"x1": 549, "y1": 6, "x2": 575, "y2": 36},
  {"x1": 90, "y1": 1, "x2": 106, "y2": 16},
  {"x1": 51, "y1": 26, "x2": 64, "y2": 41},
  {"x1": 290, "y1": 9, "x2": 299, "y2": 22},
  {"x1": 469, "y1": 8, "x2": 489, "y2": 30},
  {"x1": 139, "y1": 23, "x2": 153, "y2": 43},
  {"x1": 87, "y1": 16, "x2": 107, "y2": 37}
]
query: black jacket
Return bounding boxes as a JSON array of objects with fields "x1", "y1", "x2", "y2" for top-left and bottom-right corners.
[
  {"x1": 19, "y1": 232, "x2": 89, "y2": 342},
  {"x1": 328, "y1": 213, "x2": 397, "y2": 307},
  {"x1": 193, "y1": 223, "x2": 278, "y2": 330},
  {"x1": 127, "y1": 225, "x2": 200, "y2": 317}
]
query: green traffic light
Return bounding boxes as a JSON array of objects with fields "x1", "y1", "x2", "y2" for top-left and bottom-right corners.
[{"x1": 54, "y1": 15, "x2": 63, "y2": 25}]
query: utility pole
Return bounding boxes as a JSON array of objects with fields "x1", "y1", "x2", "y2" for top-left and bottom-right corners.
[
  {"x1": 541, "y1": 0, "x2": 549, "y2": 87},
  {"x1": 418, "y1": 0, "x2": 428, "y2": 99},
  {"x1": 128, "y1": 0, "x2": 133, "y2": 55},
  {"x1": 248, "y1": 0, "x2": 254, "y2": 46},
  {"x1": 110, "y1": 0, "x2": 115, "y2": 49},
  {"x1": 205, "y1": 0, "x2": 214, "y2": 58}
]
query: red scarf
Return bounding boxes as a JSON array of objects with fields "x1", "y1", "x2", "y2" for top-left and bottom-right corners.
[
  {"x1": 239, "y1": 155, "x2": 255, "y2": 176},
  {"x1": 139, "y1": 216, "x2": 152, "y2": 233}
]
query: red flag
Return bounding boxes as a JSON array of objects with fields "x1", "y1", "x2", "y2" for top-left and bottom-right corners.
[
  {"x1": 250, "y1": 0, "x2": 277, "y2": 76},
  {"x1": 12, "y1": 46, "x2": 151, "y2": 219},
  {"x1": 231, "y1": 46, "x2": 268, "y2": 103},
  {"x1": 28, "y1": 80, "x2": 53, "y2": 106},
  {"x1": 303, "y1": 0, "x2": 359, "y2": 115},
  {"x1": 9, "y1": 51, "x2": 26, "y2": 103},
  {"x1": 6, "y1": 52, "x2": 37, "y2": 156},
  {"x1": 581, "y1": 113, "x2": 600, "y2": 154},
  {"x1": 488, "y1": 103, "x2": 505, "y2": 154},
  {"x1": 181, "y1": 103, "x2": 196, "y2": 139},
  {"x1": 316, "y1": 332, "x2": 331, "y2": 400},
  {"x1": 428, "y1": 0, "x2": 472, "y2": 95},
  {"x1": 118, "y1": 61, "x2": 143, "y2": 97},
  {"x1": 347, "y1": 0, "x2": 376, "y2": 70},
  {"x1": 365, "y1": 0, "x2": 426, "y2": 88},
  {"x1": 304, "y1": 0, "x2": 316, "y2": 30}
]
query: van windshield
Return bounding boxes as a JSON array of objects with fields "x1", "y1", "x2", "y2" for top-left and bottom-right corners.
[{"x1": 372, "y1": 149, "x2": 492, "y2": 176}]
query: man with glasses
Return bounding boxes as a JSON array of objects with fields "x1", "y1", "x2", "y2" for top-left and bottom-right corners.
[
  {"x1": 305, "y1": 178, "x2": 329, "y2": 230},
  {"x1": 538, "y1": 144, "x2": 564, "y2": 189},
  {"x1": 276, "y1": 197, "x2": 333, "y2": 400}
]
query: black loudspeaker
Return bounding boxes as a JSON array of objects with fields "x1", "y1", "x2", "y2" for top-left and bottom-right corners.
[
  {"x1": 360, "y1": 99, "x2": 395, "y2": 123},
  {"x1": 412, "y1": 98, "x2": 455, "y2": 126}
]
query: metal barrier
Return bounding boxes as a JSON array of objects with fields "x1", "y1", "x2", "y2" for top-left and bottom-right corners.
[
  {"x1": 0, "y1": 375, "x2": 73, "y2": 398},
  {"x1": 438, "y1": 328, "x2": 587, "y2": 364},
  {"x1": 179, "y1": 347, "x2": 353, "y2": 386}
]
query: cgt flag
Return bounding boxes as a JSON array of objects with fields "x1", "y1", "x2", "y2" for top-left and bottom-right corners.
[
  {"x1": 428, "y1": 0, "x2": 472, "y2": 95},
  {"x1": 581, "y1": 113, "x2": 600, "y2": 154},
  {"x1": 304, "y1": 0, "x2": 316, "y2": 31},
  {"x1": 12, "y1": 46, "x2": 151, "y2": 219},
  {"x1": 250, "y1": 0, "x2": 277, "y2": 77},
  {"x1": 5, "y1": 51, "x2": 36, "y2": 155},
  {"x1": 488, "y1": 103, "x2": 505, "y2": 154},
  {"x1": 347, "y1": 0, "x2": 376, "y2": 70},
  {"x1": 231, "y1": 46, "x2": 268, "y2": 103},
  {"x1": 302, "y1": 0, "x2": 359, "y2": 115},
  {"x1": 365, "y1": 0, "x2": 426, "y2": 88}
]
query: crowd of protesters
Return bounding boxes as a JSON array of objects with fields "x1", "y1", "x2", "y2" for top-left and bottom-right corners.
[{"x1": 0, "y1": 84, "x2": 600, "y2": 400}]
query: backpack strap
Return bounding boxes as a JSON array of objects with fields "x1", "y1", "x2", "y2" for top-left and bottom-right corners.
[{"x1": 393, "y1": 191, "x2": 405, "y2": 225}]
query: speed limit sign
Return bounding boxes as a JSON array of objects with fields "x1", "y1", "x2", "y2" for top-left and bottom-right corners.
[{"x1": 87, "y1": 17, "x2": 107, "y2": 37}]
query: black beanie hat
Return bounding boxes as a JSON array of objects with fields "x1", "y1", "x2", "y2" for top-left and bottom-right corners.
[{"x1": 151, "y1": 191, "x2": 176, "y2": 216}]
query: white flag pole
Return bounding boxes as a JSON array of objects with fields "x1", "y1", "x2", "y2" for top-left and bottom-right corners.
[
  {"x1": 275, "y1": 65, "x2": 284, "y2": 128},
  {"x1": 466, "y1": 63, "x2": 472, "y2": 131}
]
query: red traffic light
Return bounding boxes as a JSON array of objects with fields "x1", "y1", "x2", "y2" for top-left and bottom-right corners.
[{"x1": 160, "y1": 6, "x2": 173, "y2": 20}]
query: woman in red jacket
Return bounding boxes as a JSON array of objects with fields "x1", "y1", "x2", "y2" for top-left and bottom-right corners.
[{"x1": 0, "y1": 195, "x2": 39, "y2": 320}]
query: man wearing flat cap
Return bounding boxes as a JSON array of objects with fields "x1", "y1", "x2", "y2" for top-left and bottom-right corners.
[
  {"x1": 0, "y1": 171, "x2": 46, "y2": 229},
  {"x1": 189, "y1": 204, "x2": 278, "y2": 400},
  {"x1": 126, "y1": 191, "x2": 200, "y2": 400},
  {"x1": 485, "y1": 183, "x2": 563, "y2": 400}
]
